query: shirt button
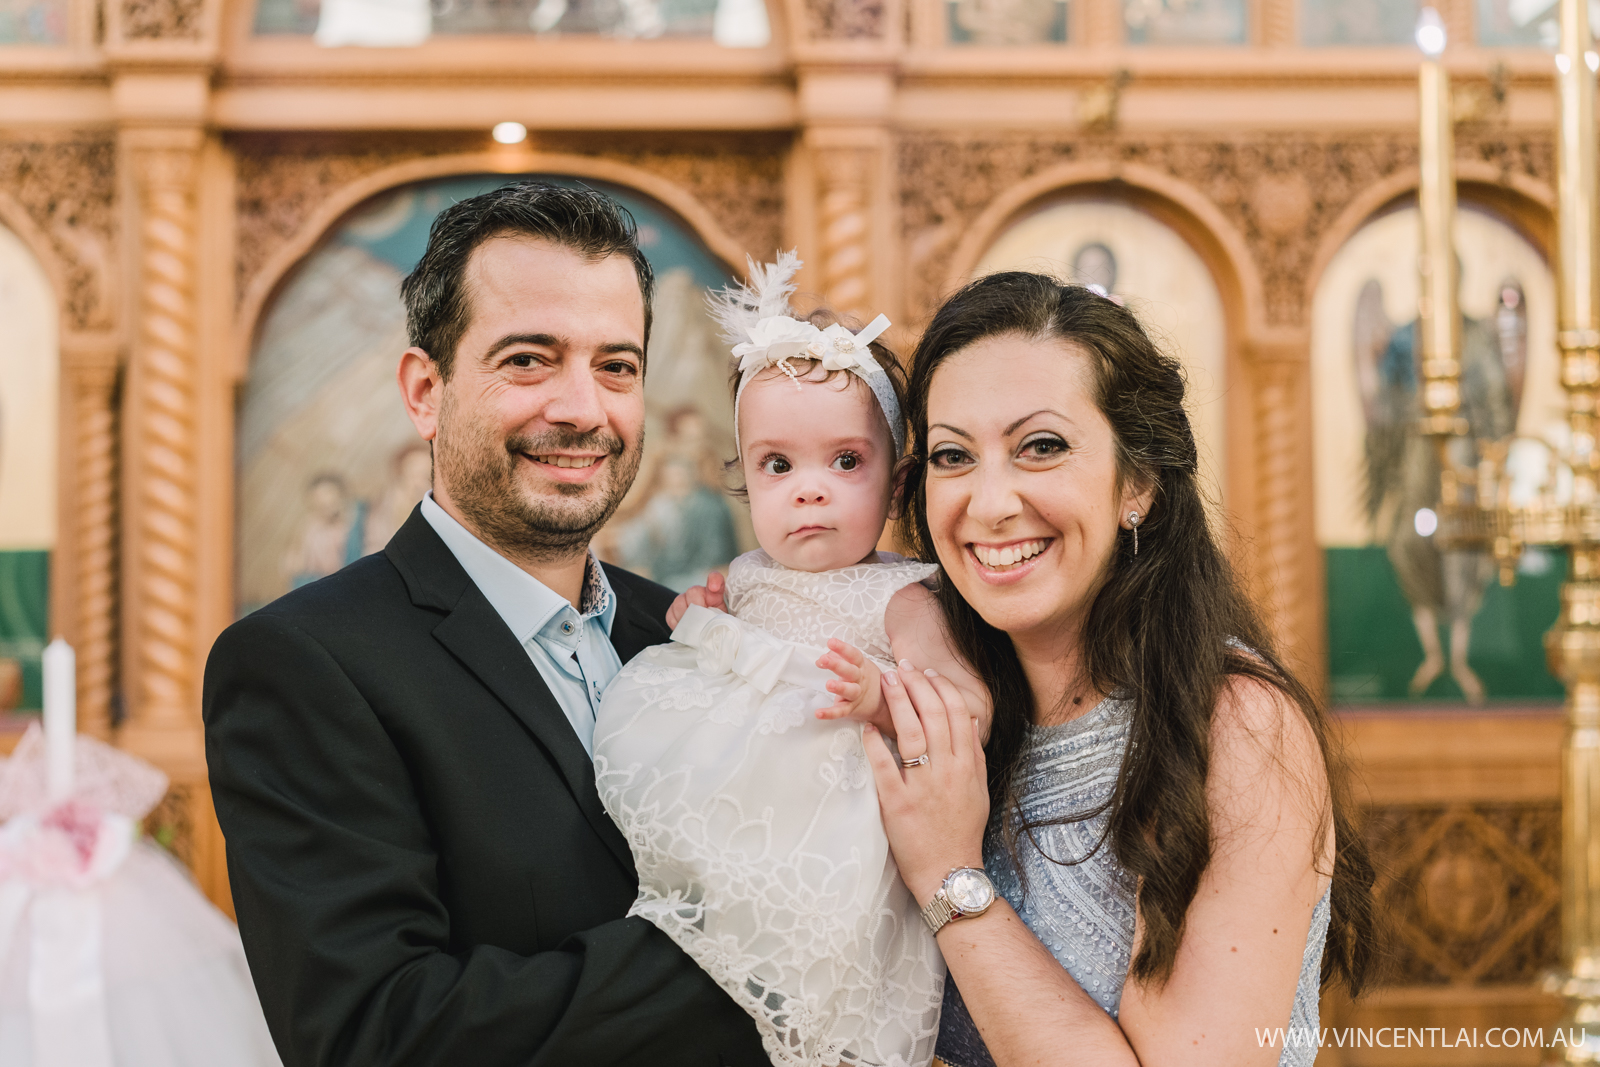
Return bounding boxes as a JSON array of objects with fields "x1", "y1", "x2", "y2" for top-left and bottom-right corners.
[{"x1": 561, "y1": 621, "x2": 575, "y2": 635}]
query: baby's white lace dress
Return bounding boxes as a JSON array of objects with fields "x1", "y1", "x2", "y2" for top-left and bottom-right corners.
[{"x1": 594, "y1": 550, "x2": 946, "y2": 1067}]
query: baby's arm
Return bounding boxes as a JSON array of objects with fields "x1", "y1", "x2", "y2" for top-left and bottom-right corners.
[
  {"x1": 881, "y1": 582, "x2": 993, "y2": 737},
  {"x1": 815, "y1": 641, "x2": 886, "y2": 728}
]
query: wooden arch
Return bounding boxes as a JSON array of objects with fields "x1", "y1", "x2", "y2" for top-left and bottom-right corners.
[
  {"x1": 941, "y1": 159, "x2": 1266, "y2": 343},
  {"x1": 232, "y1": 149, "x2": 755, "y2": 379}
]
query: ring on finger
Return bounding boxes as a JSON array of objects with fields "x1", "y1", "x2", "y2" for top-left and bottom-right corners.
[{"x1": 901, "y1": 753, "x2": 930, "y2": 769}]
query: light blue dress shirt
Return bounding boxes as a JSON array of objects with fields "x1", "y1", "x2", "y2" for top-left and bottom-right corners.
[{"x1": 421, "y1": 492, "x2": 622, "y2": 755}]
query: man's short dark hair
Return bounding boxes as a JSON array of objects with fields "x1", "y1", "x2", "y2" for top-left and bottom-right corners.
[{"x1": 400, "y1": 181, "x2": 655, "y2": 379}]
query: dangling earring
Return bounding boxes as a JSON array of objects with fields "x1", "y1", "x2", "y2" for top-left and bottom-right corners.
[{"x1": 1127, "y1": 511, "x2": 1141, "y2": 556}]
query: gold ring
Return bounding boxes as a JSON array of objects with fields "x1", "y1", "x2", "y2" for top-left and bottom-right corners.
[{"x1": 901, "y1": 753, "x2": 929, "y2": 768}]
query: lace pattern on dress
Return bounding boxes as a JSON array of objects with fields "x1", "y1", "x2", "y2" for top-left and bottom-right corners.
[
  {"x1": 594, "y1": 550, "x2": 946, "y2": 1067},
  {"x1": 725, "y1": 550, "x2": 938, "y2": 668}
]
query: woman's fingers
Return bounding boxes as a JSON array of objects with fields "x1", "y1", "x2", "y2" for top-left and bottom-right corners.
[
  {"x1": 879, "y1": 669, "x2": 927, "y2": 759},
  {"x1": 861, "y1": 724, "x2": 905, "y2": 797},
  {"x1": 921, "y1": 669, "x2": 973, "y2": 766},
  {"x1": 896, "y1": 660, "x2": 953, "y2": 759}
]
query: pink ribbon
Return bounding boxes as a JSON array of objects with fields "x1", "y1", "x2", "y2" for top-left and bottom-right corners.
[{"x1": 0, "y1": 799, "x2": 134, "y2": 1067}]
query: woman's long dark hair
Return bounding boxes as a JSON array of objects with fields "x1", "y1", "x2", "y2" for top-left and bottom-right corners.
[{"x1": 898, "y1": 272, "x2": 1376, "y2": 994}]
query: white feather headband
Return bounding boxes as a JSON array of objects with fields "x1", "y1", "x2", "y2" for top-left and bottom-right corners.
[{"x1": 710, "y1": 251, "x2": 902, "y2": 457}]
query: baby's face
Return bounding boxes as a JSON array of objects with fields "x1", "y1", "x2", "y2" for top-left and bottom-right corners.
[{"x1": 738, "y1": 368, "x2": 895, "y2": 572}]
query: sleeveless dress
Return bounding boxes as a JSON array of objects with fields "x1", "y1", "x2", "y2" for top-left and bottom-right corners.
[
  {"x1": 934, "y1": 695, "x2": 1331, "y2": 1067},
  {"x1": 594, "y1": 549, "x2": 947, "y2": 1067}
]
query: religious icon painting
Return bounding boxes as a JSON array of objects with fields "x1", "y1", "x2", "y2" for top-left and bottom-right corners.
[
  {"x1": 237, "y1": 173, "x2": 749, "y2": 616},
  {"x1": 1312, "y1": 201, "x2": 1563, "y2": 706},
  {"x1": 970, "y1": 196, "x2": 1229, "y2": 511},
  {"x1": 0, "y1": 222, "x2": 58, "y2": 715},
  {"x1": 1299, "y1": 0, "x2": 1418, "y2": 45},
  {"x1": 0, "y1": 0, "x2": 67, "y2": 43},
  {"x1": 1123, "y1": 0, "x2": 1246, "y2": 44},
  {"x1": 946, "y1": 0, "x2": 1068, "y2": 45}
]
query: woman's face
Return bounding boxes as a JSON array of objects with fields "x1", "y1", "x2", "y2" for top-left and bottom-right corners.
[{"x1": 923, "y1": 333, "x2": 1147, "y2": 644}]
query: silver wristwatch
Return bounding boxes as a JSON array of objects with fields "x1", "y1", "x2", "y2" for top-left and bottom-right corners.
[{"x1": 920, "y1": 866, "x2": 997, "y2": 935}]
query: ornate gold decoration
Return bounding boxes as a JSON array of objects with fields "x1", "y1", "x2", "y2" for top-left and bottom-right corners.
[
  {"x1": 120, "y1": 0, "x2": 205, "y2": 39},
  {"x1": 127, "y1": 145, "x2": 200, "y2": 746},
  {"x1": 816, "y1": 146, "x2": 872, "y2": 320},
  {"x1": 0, "y1": 138, "x2": 118, "y2": 330},
  {"x1": 1417, "y1": 41, "x2": 1466, "y2": 439},
  {"x1": 1079, "y1": 70, "x2": 1130, "y2": 134},
  {"x1": 143, "y1": 785, "x2": 195, "y2": 868},
  {"x1": 1422, "y1": 2, "x2": 1600, "y2": 1056}
]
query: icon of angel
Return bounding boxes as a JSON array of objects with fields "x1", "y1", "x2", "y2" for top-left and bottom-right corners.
[{"x1": 1353, "y1": 274, "x2": 1525, "y2": 703}]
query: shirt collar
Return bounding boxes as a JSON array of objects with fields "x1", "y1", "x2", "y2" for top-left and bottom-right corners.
[{"x1": 420, "y1": 492, "x2": 615, "y2": 645}]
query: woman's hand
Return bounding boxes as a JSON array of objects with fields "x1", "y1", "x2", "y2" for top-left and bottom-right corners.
[
  {"x1": 862, "y1": 661, "x2": 990, "y2": 906},
  {"x1": 665, "y1": 571, "x2": 726, "y2": 629}
]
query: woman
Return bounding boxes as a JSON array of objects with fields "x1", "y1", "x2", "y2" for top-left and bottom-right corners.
[{"x1": 859, "y1": 272, "x2": 1376, "y2": 1066}]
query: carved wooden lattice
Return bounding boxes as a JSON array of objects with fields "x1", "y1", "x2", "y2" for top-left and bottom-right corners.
[
  {"x1": 897, "y1": 132, "x2": 1555, "y2": 328},
  {"x1": 800, "y1": 0, "x2": 885, "y2": 38},
  {"x1": 120, "y1": 0, "x2": 205, "y2": 39},
  {"x1": 1363, "y1": 802, "x2": 1561, "y2": 986},
  {"x1": 0, "y1": 137, "x2": 118, "y2": 330},
  {"x1": 231, "y1": 131, "x2": 787, "y2": 305}
]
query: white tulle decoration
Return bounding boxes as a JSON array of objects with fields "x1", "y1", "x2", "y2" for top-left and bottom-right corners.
[{"x1": 0, "y1": 725, "x2": 281, "y2": 1067}]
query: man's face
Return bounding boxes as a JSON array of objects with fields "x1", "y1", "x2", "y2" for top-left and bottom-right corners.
[{"x1": 408, "y1": 235, "x2": 647, "y2": 562}]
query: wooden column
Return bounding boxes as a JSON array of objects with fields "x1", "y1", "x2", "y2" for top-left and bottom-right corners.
[
  {"x1": 104, "y1": 0, "x2": 225, "y2": 907},
  {"x1": 119, "y1": 130, "x2": 205, "y2": 777},
  {"x1": 1246, "y1": 335, "x2": 1323, "y2": 686},
  {"x1": 58, "y1": 335, "x2": 120, "y2": 741}
]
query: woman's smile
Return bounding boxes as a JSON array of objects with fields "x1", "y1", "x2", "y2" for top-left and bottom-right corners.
[{"x1": 966, "y1": 538, "x2": 1054, "y2": 583}]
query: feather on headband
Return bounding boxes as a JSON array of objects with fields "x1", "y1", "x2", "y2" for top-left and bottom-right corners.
[{"x1": 712, "y1": 251, "x2": 902, "y2": 456}]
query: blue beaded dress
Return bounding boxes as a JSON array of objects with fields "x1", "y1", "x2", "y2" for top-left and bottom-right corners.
[{"x1": 933, "y1": 695, "x2": 1331, "y2": 1067}]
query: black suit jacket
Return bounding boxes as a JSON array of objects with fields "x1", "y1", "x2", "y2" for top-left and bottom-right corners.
[{"x1": 204, "y1": 507, "x2": 767, "y2": 1067}]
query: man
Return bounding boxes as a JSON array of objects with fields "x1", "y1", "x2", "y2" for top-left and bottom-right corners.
[{"x1": 204, "y1": 183, "x2": 767, "y2": 1066}]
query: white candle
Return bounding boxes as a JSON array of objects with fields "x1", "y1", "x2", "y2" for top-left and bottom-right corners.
[{"x1": 42, "y1": 637, "x2": 75, "y2": 803}]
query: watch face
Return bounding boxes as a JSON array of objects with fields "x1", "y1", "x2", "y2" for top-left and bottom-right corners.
[{"x1": 946, "y1": 868, "x2": 995, "y2": 913}]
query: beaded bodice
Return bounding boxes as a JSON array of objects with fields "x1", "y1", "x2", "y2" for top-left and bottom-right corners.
[{"x1": 934, "y1": 695, "x2": 1331, "y2": 1067}]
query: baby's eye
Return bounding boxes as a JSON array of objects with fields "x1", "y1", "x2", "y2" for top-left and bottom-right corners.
[
  {"x1": 831, "y1": 452, "x2": 860, "y2": 472},
  {"x1": 760, "y1": 455, "x2": 792, "y2": 475},
  {"x1": 928, "y1": 446, "x2": 972, "y2": 470}
]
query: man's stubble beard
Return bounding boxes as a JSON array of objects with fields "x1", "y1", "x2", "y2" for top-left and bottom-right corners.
[{"x1": 435, "y1": 387, "x2": 644, "y2": 565}]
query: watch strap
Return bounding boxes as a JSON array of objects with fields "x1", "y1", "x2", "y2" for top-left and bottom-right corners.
[{"x1": 921, "y1": 889, "x2": 960, "y2": 935}]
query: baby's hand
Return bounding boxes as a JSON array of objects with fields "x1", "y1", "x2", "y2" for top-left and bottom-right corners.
[
  {"x1": 666, "y1": 571, "x2": 726, "y2": 629},
  {"x1": 816, "y1": 639, "x2": 888, "y2": 730}
]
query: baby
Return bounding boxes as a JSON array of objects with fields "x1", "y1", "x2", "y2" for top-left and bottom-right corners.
[{"x1": 592, "y1": 254, "x2": 988, "y2": 1067}]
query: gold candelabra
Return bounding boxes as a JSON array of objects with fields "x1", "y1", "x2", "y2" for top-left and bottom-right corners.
[{"x1": 1421, "y1": 1, "x2": 1600, "y2": 1057}]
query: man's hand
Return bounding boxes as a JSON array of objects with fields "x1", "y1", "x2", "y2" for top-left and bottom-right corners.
[
  {"x1": 665, "y1": 571, "x2": 727, "y2": 629},
  {"x1": 816, "y1": 639, "x2": 892, "y2": 734}
]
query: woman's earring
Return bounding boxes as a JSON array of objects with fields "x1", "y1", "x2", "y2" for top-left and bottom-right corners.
[{"x1": 1127, "y1": 511, "x2": 1141, "y2": 556}]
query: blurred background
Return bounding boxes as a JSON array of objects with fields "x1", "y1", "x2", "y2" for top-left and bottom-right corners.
[{"x1": 0, "y1": 1, "x2": 1581, "y2": 1060}]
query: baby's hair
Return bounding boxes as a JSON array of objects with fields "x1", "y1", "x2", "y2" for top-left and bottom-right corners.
[{"x1": 725, "y1": 306, "x2": 909, "y2": 499}]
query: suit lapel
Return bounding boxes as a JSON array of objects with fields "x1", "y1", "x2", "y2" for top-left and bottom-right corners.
[
  {"x1": 387, "y1": 508, "x2": 635, "y2": 875},
  {"x1": 608, "y1": 596, "x2": 668, "y2": 665}
]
